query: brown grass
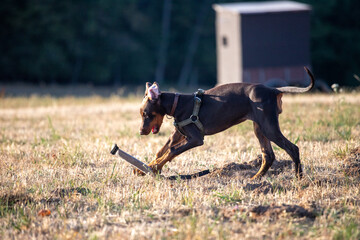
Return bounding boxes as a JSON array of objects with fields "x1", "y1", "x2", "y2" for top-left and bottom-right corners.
[{"x1": 0, "y1": 92, "x2": 360, "y2": 239}]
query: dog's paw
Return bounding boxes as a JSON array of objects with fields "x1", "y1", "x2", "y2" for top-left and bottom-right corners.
[
  {"x1": 148, "y1": 164, "x2": 162, "y2": 175},
  {"x1": 132, "y1": 165, "x2": 162, "y2": 176},
  {"x1": 133, "y1": 168, "x2": 146, "y2": 176}
]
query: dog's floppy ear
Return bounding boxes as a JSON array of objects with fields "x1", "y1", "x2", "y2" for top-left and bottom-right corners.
[{"x1": 147, "y1": 82, "x2": 161, "y2": 101}]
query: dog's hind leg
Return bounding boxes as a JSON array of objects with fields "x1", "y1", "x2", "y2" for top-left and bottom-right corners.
[
  {"x1": 270, "y1": 134, "x2": 302, "y2": 178},
  {"x1": 251, "y1": 122, "x2": 276, "y2": 180},
  {"x1": 258, "y1": 115, "x2": 303, "y2": 179}
]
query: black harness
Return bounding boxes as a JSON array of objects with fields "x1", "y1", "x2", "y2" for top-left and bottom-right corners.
[{"x1": 173, "y1": 89, "x2": 205, "y2": 138}]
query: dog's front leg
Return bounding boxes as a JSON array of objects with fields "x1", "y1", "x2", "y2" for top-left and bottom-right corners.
[
  {"x1": 155, "y1": 130, "x2": 185, "y2": 159},
  {"x1": 147, "y1": 134, "x2": 203, "y2": 174},
  {"x1": 169, "y1": 135, "x2": 203, "y2": 156},
  {"x1": 134, "y1": 130, "x2": 186, "y2": 175},
  {"x1": 147, "y1": 130, "x2": 186, "y2": 173},
  {"x1": 138, "y1": 127, "x2": 203, "y2": 175}
]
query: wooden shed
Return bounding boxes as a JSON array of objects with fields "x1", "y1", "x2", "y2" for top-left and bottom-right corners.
[{"x1": 213, "y1": 1, "x2": 312, "y2": 86}]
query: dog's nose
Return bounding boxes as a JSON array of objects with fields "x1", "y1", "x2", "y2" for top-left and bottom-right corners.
[{"x1": 139, "y1": 129, "x2": 146, "y2": 135}]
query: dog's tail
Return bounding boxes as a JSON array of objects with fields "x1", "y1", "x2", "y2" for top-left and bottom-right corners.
[{"x1": 276, "y1": 67, "x2": 315, "y2": 93}]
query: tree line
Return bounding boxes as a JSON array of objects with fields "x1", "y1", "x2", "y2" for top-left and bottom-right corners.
[{"x1": 0, "y1": 0, "x2": 359, "y2": 86}]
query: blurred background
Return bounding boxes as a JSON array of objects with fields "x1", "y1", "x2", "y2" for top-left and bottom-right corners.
[{"x1": 0, "y1": 0, "x2": 359, "y2": 88}]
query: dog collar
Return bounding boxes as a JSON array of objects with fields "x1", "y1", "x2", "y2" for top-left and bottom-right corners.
[{"x1": 169, "y1": 93, "x2": 179, "y2": 117}]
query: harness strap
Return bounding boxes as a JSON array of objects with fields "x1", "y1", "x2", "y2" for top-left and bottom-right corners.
[{"x1": 174, "y1": 89, "x2": 205, "y2": 137}]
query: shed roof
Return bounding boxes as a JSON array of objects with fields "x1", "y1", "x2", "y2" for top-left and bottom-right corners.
[{"x1": 213, "y1": 1, "x2": 311, "y2": 14}]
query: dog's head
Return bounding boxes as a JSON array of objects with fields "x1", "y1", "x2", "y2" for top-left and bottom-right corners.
[{"x1": 139, "y1": 82, "x2": 165, "y2": 135}]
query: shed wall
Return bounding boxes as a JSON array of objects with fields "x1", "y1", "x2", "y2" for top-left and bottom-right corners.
[
  {"x1": 215, "y1": 12, "x2": 242, "y2": 85},
  {"x1": 241, "y1": 11, "x2": 310, "y2": 68},
  {"x1": 214, "y1": 2, "x2": 311, "y2": 86}
]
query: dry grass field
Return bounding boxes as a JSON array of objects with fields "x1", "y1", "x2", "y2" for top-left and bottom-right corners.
[{"x1": 1, "y1": 91, "x2": 360, "y2": 239}]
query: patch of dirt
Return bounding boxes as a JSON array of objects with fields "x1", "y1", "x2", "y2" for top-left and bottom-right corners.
[
  {"x1": 219, "y1": 204, "x2": 316, "y2": 221},
  {"x1": 247, "y1": 157, "x2": 262, "y2": 168},
  {"x1": 0, "y1": 188, "x2": 93, "y2": 208},
  {"x1": 0, "y1": 193, "x2": 33, "y2": 207},
  {"x1": 175, "y1": 208, "x2": 192, "y2": 217},
  {"x1": 40, "y1": 187, "x2": 93, "y2": 204},
  {"x1": 51, "y1": 187, "x2": 92, "y2": 198},
  {"x1": 343, "y1": 147, "x2": 360, "y2": 177},
  {"x1": 249, "y1": 204, "x2": 316, "y2": 220},
  {"x1": 220, "y1": 206, "x2": 247, "y2": 220},
  {"x1": 243, "y1": 181, "x2": 273, "y2": 195},
  {"x1": 209, "y1": 162, "x2": 255, "y2": 178},
  {"x1": 269, "y1": 159, "x2": 293, "y2": 175},
  {"x1": 209, "y1": 156, "x2": 293, "y2": 178},
  {"x1": 334, "y1": 197, "x2": 360, "y2": 207}
]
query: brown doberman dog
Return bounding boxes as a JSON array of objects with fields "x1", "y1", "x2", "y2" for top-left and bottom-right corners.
[{"x1": 138, "y1": 67, "x2": 315, "y2": 179}]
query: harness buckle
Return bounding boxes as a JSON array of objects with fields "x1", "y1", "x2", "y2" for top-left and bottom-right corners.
[
  {"x1": 195, "y1": 89, "x2": 205, "y2": 96},
  {"x1": 194, "y1": 96, "x2": 201, "y2": 104},
  {"x1": 190, "y1": 115, "x2": 198, "y2": 123}
]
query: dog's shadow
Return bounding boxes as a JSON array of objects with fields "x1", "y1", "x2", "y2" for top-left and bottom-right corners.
[{"x1": 166, "y1": 155, "x2": 293, "y2": 180}]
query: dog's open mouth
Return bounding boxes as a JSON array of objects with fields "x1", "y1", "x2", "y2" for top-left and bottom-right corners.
[{"x1": 152, "y1": 125, "x2": 159, "y2": 134}]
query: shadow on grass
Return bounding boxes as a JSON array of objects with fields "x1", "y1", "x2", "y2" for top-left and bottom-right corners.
[
  {"x1": 0, "y1": 193, "x2": 34, "y2": 208},
  {"x1": 0, "y1": 187, "x2": 93, "y2": 211}
]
